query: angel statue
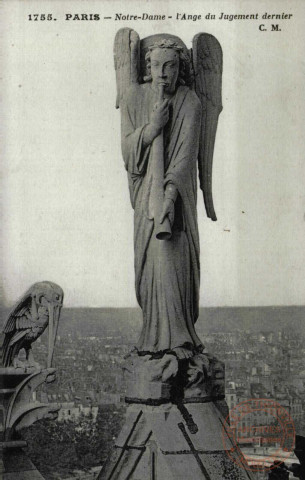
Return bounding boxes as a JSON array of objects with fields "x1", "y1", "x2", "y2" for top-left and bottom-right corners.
[{"x1": 114, "y1": 29, "x2": 222, "y2": 361}]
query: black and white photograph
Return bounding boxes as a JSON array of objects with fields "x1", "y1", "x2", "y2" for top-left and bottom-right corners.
[{"x1": 1, "y1": 1, "x2": 305, "y2": 479}]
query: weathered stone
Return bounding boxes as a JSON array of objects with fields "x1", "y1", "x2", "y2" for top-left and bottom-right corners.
[
  {"x1": 98, "y1": 402, "x2": 254, "y2": 480},
  {"x1": 1, "y1": 282, "x2": 63, "y2": 369}
]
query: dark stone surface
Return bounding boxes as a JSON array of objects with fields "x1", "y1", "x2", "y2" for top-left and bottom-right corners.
[{"x1": 3, "y1": 447, "x2": 45, "y2": 479}]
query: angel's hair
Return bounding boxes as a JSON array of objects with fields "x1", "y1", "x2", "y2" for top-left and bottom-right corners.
[{"x1": 143, "y1": 39, "x2": 192, "y2": 86}]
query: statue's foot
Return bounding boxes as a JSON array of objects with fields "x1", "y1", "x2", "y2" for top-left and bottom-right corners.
[{"x1": 172, "y1": 345, "x2": 194, "y2": 360}]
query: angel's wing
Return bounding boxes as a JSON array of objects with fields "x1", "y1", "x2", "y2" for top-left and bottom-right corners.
[
  {"x1": 192, "y1": 33, "x2": 223, "y2": 221},
  {"x1": 3, "y1": 294, "x2": 32, "y2": 334},
  {"x1": 114, "y1": 28, "x2": 140, "y2": 109}
]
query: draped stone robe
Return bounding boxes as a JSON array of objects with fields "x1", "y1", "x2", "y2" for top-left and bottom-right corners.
[{"x1": 121, "y1": 82, "x2": 203, "y2": 353}]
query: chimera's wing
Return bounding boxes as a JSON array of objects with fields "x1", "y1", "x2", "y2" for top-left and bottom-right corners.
[
  {"x1": 192, "y1": 33, "x2": 223, "y2": 221},
  {"x1": 2, "y1": 293, "x2": 32, "y2": 366},
  {"x1": 3, "y1": 294, "x2": 32, "y2": 334},
  {"x1": 114, "y1": 28, "x2": 140, "y2": 109}
]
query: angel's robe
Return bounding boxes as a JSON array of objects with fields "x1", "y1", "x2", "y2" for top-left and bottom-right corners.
[{"x1": 121, "y1": 82, "x2": 203, "y2": 353}]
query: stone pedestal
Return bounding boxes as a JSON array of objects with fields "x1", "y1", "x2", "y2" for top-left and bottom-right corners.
[{"x1": 98, "y1": 351, "x2": 254, "y2": 480}]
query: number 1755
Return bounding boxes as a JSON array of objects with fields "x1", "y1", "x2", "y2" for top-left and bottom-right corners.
[{"x1": 28, "y1": 14, "x2": 54, "y2": 21}]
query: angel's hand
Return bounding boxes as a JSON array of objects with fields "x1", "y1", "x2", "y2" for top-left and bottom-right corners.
[
  {"x1": 159, "y1": 198, "x2": 175, "y2": 227},
  {"x1": 143, "y1": 99, "x2": 169, "y2": 145},
  {"x1": 150, "y1": 99, "x2": 169, "y2": 131}
]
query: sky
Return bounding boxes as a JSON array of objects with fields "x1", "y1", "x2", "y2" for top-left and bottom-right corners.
[{"x1": 1, "y1": 0, "x2": 305, "y2": 307}]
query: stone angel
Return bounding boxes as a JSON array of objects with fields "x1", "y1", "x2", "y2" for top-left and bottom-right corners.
[{"x1": 114, "y1": 29, "x2": 223, "y2": 360}]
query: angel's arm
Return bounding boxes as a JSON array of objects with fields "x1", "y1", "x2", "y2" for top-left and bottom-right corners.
[
  {"x1": 165, "y1": 182, "x2": 178, "y2": 202},
  {"x1": 142, "y1": 124, "x2": 160, "y2": 147}
]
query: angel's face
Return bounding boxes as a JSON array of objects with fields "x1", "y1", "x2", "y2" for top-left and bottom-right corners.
[{"x1": 150, "y1": 48, "x2": 179, "y2": 94}]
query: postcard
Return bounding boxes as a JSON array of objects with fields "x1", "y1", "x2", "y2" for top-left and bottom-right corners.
[{"x1": 1, "y1": 1, "x2": 305, "y2": 479}]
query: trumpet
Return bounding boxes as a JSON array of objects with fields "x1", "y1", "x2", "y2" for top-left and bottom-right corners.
[{"x1": 150, "y1": 84, "x2": 172, "y2": 241}]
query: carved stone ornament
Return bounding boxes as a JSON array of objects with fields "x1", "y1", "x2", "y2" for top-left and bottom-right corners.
[{"x1": 0, "y1": 282, "x2": 63, "y2": 478}]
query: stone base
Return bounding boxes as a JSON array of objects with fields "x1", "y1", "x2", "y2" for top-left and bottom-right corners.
[
  {"x1": 97, "y1": 402, "x2": 254, "y2": 480},
  {"x1": 99, "y1": 350, "x2": 254, "y2": 479},
  {"x1": 123, "y1": 350, "x2": 226, "y2": 404}
]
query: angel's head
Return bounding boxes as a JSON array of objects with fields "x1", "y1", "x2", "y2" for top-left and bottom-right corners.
[{"x1": 144, "y1": 39, "x2": 191, "y2": 93}]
